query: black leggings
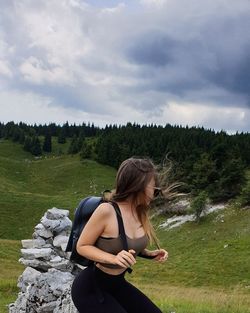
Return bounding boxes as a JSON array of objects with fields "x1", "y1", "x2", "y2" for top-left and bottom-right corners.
[{"x1": 71, "y1": 264, "x2": 163, "y2": 313}]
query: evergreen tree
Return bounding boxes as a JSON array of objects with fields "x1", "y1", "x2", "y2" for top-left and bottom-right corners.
[
  {"x1": 80, "y1": 140, "x2": 92, "y2": 159},
  {"x1": 239, "y1": 180, "x2": 250, "y2": 207},
  {"x1": 62, "y1": 122, "x2": 70, "y2": 138},
  {"x1": 30, "y1": 136, "x2": 42, "y2": 156},
  {"x1": 215, "y1": 157, "x2": 246, "y2": 201},
  {"x1": 68, "y1": 135, "x2": 79, "y2": 154},
  {"x1": 12, "y1": 127, "x2": 23, "y2": 142},
  {"x1": 1, "y1": 120, "x2": 249, "y2": 203},
  {"x1": 18, "y1": 129, "x2": 25, "y2": 144},
  {"x1": 43, "y1": 132, "x2": 52, "y2": 152},
  {"x1": 190, "y1": 191, "x2": 208, "y2": 223},
  {"x1": 4, "y1": 121, "x2": 15, "y2": 139},
  {"x1": 0, "y1": 122, "x2": 3, "y2": 138},
  {"x1": 48, "y1": 123, "x2": 57, "y2": 136},
  {"x1": 23, "y1": 136, "x2": 32, "y2": 152},
  {"x1": 189, "y1": 153, "x2": 218, "y2": 194},
  {"x1": 119, "y1": 144, "x2": 131, "y2": 163},
  {"x1": 77, "y1": 131, "x2": 85, "y2": 151},
  {"x1": 210, "y1": 142, "x2": 228, "y2": 169},
  {"x1": 58, "y1": 128, "x2": 66, "y2": 144},
  {"x1": 96, "y1": 135, "x2": 109, "y2": 164}
]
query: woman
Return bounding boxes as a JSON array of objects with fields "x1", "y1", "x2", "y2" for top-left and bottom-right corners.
[{"x1": 71, "y1": 157, "x2": 169, "y2": 313}]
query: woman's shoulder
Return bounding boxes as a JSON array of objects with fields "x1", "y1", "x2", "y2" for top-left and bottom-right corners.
[{"x1": 95, "y1": 202, "x2": 115, "y2": 217}]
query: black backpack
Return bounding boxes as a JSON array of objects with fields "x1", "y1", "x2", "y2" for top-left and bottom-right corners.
[{"x1": 65, "y1": 194, "x2": 155, "y2": 271}]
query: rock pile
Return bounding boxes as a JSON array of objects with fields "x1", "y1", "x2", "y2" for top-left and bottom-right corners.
[{"x1": 9, "y1": 208, "x2": 81, "y2": 313}]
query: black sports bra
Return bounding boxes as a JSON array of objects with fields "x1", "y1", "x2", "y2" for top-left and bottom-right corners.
[{"x1": 95, "y1": 233, "x2": 149, "y2": 269}]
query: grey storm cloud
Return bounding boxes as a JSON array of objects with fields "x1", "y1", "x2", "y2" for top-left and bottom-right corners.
[
  {"x1": 127, "y1": 31, "x2": 177, "y2": 67},
  {"x1": 0, "y1": 0, "x2": 250, "y2": 132},
  {"x1": 124, "y1": 9, "x2": 250, "y2": 105}
]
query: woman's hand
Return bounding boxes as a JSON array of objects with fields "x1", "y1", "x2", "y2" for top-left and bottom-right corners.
[
  {"x1": 146, "y1": 249, "x2": 168, "y2": 262},
  {"x1": 113, "y1": 249, "x2": 136, "y2": 268}
]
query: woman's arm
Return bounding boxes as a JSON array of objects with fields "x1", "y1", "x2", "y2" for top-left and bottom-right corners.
[
  {"x1": 76, "y1": 203, "x2": 116, "y2": 264},
  {"x1": 138, "y1": 248, "x2": 157, "y2": 259},
  {"x1": 76, "y1": 203, "x2": 136, "y2": 268},
  {"x1": 138, "y1": 248, "x2": 169, "y2": 261},
  {"x1": 140, "y1": 248, "x2": 151, "y2": 256}
]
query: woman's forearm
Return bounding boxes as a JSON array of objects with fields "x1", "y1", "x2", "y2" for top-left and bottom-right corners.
[
  {"x1": 138, "y1": 248, "x2": 157, "y2": 259},
  {"x1": 140, "y1": 248, "x2": 151, "y2": 256},
  {"x1": 76, "y1": 245, "x2": 115, "y2": 265}
]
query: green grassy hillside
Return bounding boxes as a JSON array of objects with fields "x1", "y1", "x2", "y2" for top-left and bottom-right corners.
[
  {"x1": 138, "y1": 206, "x2": 250, "y2": 290},
  {"x1": 0, "y1": 139, "x2": 250, "y2": 313},
  {"x1": 0, "y1": 139, "x2": 116, "y2": 240},
  {"x1": 1, "y1": 207, "x2": 250, "y2": 313}
]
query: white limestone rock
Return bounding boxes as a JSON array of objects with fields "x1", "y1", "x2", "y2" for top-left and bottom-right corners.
[
  {"x1": 54, "y1": 287, "x2": 78, "y2": 313},
  {"x1": 41, "y1": 216, "x2": 72, "y2": 234},
  {"x1": 21, "y1": 238, "x2": 46, "y2": 249},
  {"x1": 9, "y1": 290, "x2": 28, "y2": 313},
  {"x1": 60, "y1": 242, "x2": 68, "y2": 252},
  {"x1": 34, "y1": 223, "x2": 53, "y2": 239},
  {"x1": 36, "y1": 301, "x2": 58, "y2": 313},
  {"x1": 50, "y1": 256, "x2": 62, "y2": 263},
  {"x1": 17, "y1": 267, "x2": 41, "y2": 293},
  {"x1": 9, "y1": 207, "x2": 79, "y2": 313},
  {"x1": 46, "y1": 268, "x2": 75, "y2": 296},
  {"x1": 46, "y1": 208, "x2": 69, "y2": 220},
  {"x1": 21, "y1": 248, "x2": 53, "y2": 260},
  {"x1": 48, "y1": 259, "x2": 74, "y2": 272},
  {"x1": 9, "y1": 268, "x2": 76, "y2": 312},
  {"x1": 53, "y1": 235, "x2": 69, "y2": 249},
  {"x1": 19, "y1": 258, "x2": 51, "y2": 272}
]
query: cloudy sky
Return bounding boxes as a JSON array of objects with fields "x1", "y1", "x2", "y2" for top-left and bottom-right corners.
[{"x1": 0, "y1": 0, "x2": 250, "y2": 134}]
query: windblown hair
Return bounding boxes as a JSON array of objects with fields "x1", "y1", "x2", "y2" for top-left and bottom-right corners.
[
  {"x1": 157, "y1": 155, "x2": 186, "y2": 202},
  {"x1": 109, "y1": 157, "x2": 160, "y2": 248}
]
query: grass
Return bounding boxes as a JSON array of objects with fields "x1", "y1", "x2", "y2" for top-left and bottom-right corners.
[
  {"x1": 0, "y1": 240, "x2": 23, "y2": 313},
  {"x1": 139, "y1": 283, "x2": 250, "y2": 313},
  {"x1": 135, "y1": 206, "x2": 250, "y2": 290},
  {"x1": 0, "y1": 139, "x2": 250, "y2": 313},
  {"x1": 126, "y1": 206, "x2": 250, "y2": 312},
  {"x1": 2, "y1": 234, "x2": 250, "y2": 313},
  {"x1": 0, "y1": 139, "x2": 116, "y2": 239}
]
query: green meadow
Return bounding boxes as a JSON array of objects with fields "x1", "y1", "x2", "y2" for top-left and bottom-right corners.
[
  {"x1": 0, "y1": 138, "x2": 116, "y2": 240},
  {"x1": 0, "y1": 139, "x2": 250, "y2": 313}
]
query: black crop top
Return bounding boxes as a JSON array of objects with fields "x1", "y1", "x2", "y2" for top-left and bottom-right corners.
[{"x1": 95, "y1": 233, "x2": 149, "y2": 269}]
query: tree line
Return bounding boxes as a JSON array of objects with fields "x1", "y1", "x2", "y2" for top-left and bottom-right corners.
[
  {"x1": 0, "y1": 121, "x2": 98, "y2": 156},
  {"x1": 1, "y1": 121, "x2": 250, "y2": 203}
]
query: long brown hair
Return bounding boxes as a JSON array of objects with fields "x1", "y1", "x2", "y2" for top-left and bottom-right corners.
[{"x1": 110, "y1": 157, "x2": 161, "y2": 249}]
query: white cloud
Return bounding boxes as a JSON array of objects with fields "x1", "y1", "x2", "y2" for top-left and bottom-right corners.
[
  {"x1": 0, "y1": 60, "x2": 12, "y2": 77},
  {"x1": 16, "y1": 0, "x2": 93, "y2": 64},
  {"x1": 19, "y1": 56, "x2": 73, "y2": 85},
  {"x1": 100, "y1": 2, "x2": 125, "y2": 14},
  {"x1": 161, "y1": 101, "x2": 249, "y2": 133},
  {"x1": 0, "y1": 88, "x2": 249, "y2": 134},
  {"x1": 0, "y1": 0, "x2": 249, "y2": 133},
  {"x1": 140, "y1": 0, "x2": 168, "y2": 7},
  {"x1": 0, "y1": 89, "x2": 145, "y2": 127}
]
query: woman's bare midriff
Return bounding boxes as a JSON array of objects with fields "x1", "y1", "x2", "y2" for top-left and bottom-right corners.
[{"x1": 95, "y1": 262, "x2": 127, "y2": 276}]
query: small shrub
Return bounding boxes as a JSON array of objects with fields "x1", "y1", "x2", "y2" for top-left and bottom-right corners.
[
  {"x1": 238, "y1": 180, "x2": 250, "y2": 207},
  {"x1": 190, "y1": 191, "x2": 208, "y2": 222}
]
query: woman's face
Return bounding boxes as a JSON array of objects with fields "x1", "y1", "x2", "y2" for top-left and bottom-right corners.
[{"x1": 144, "y1": 176, "x2": 156, "y2": 204}]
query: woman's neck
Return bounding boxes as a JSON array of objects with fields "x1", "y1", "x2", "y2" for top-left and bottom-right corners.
[{"x1": 115, "y1": 198, "x2": 137, "y2": 215}]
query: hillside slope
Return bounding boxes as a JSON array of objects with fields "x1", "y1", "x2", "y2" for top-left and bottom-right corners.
[
  {"x1": 139, "y1": 205, "x2": 250, "y2": 290},
  {"x1": 0, "y1": 139, "x2": 116, "y2": 239},
  {"x1": 0, "y1": 139, "x2": 250, "y2": 312}
]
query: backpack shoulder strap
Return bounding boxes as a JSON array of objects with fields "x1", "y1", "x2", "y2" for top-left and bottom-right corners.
[
  {"x1": 109, "y1": 201, "x2": 128, "y2": 250},
  {"x1": 109, "y1": 201, "x2": 133, "y2": 274}
]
